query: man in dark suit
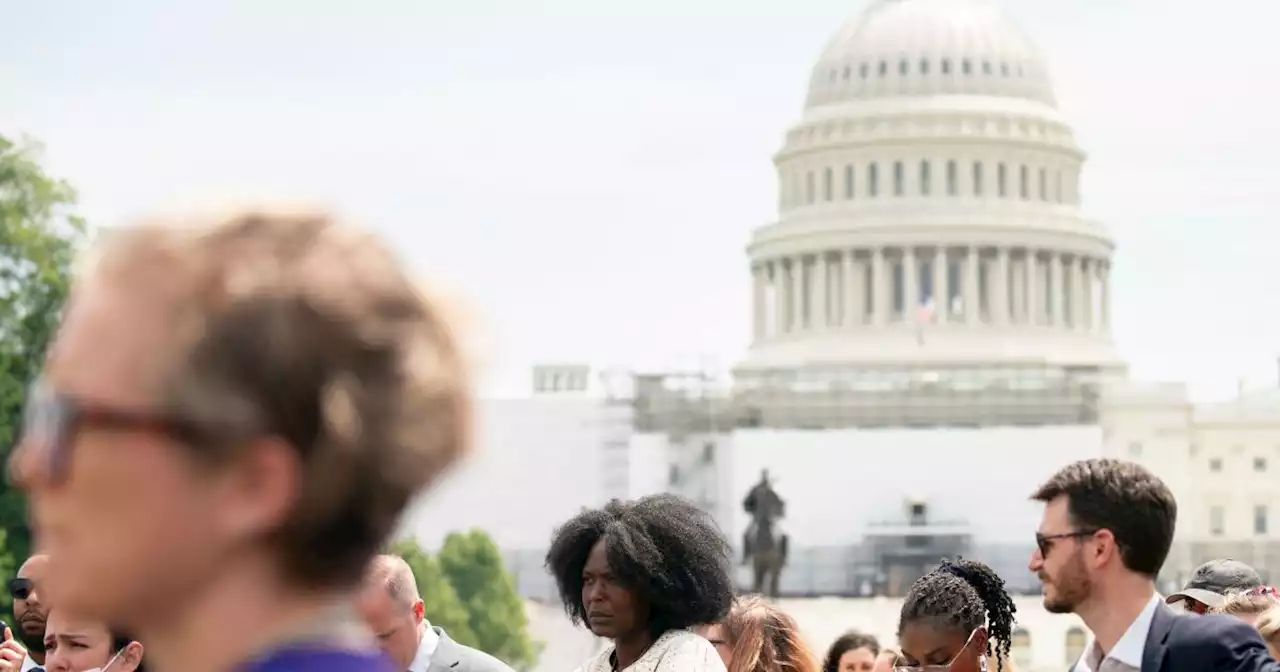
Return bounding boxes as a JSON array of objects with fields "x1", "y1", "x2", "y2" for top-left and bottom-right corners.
[
  {"x1": 1028, "y1": 459, "x2": 1279, "y2": 672},
  {"x1": 358, "y1": 554, "x2": 515, "y2": 672}
]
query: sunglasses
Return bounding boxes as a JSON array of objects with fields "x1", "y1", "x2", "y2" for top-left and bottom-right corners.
[
  {"x1": 1172, "y1": 597, "x2": 1209, "y2": 614},
  {"x1": 1035, "y1": 529, "x2": 1098, "y2": 557},
  {"x1": 12, "y1": 379, "x2": 202, "y2": 486},
  {"x1": 1245, "y1": 586, "x2": 1278, "y2": 598},
  {"x1": 7, "y1": 578, "x2": 33, "y2": 600}
]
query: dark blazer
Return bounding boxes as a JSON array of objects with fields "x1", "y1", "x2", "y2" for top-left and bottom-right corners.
[
  {"x1": 428, "y1": 628, "x2": 516, "y2": 672},
  {"x1": 1141, "y1": 603, "x2": 1280, "y2": 671}
]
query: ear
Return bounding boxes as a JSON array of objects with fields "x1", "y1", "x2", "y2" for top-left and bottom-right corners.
[
  {"x1": 1090, "y1": 529, "x2": 1118, "y2": 569},
  {"x1": 216, "y1": 437, "x2": 303, "y2": 539},
  {"x1": 120, "y1": 641, "x2": 145, "y2": 672},
  {"x1": 973, "y1": 626, "x2": 989, "y2": 656},
  {"x1": 412, "y1": 598, "x2": 426, "y2": 624}
]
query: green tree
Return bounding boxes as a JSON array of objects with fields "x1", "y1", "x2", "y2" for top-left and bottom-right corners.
[
  {"x1": 0, "y1": 134, "x2": 85, "y2": 617},
  {"x1": 438, "y1": 529, "x2": 538, "y2": 670},
  {"x1": 388, "y1": 538, "x2": 477, "y2": 647}
]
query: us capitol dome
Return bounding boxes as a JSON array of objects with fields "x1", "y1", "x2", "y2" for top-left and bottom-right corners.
[{"x1": 733, "y1": 0, "x2": 1123, "y2": 429}]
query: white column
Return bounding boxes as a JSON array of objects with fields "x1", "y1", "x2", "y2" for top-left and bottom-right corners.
[
  {"x1": 842, "y1": 250, "x2": 857, "y2": 327},
  {"x1": 747, "y1": 259, "x2": 757, "y2": 337},
  {"x1": 933, "y1": 247, "x2": 948, "y2": 323},
  {"x1": 1011, "y1": 252, "x2": 1026, "y2": 324},
  {"x1": 1024, "y1": 249, "x2": 1034, "y2": 326},
  {"x1": 993, "y1": 247, "x2": 1009, "y2": 326},
  {"x1": 771, "y1": 262, "x2": 786, "y2": 336},
  {"x1": 788, "y1": 256, "x2": 798, "y2": 330},
  {"x1": 1085, "y1": 257, "x2": 1095, "y2": 330},
  {"x1": 1049, "y1": 253, "x2": 1064, "y2": 327},
  {"x1": 872, "y1": 247, "x2": 887, "y2": 326},
  {"x1": 964, "y1": 246, "x2": 980, "y2": 325},
  {"x1": 1074, "y1": 257, "x2": 1088, "y2": 330},
  {"x1": 1100, "y1": 261, "x2": 1111, "y2": 331},
  {"x1": 904, "y1": 247, "x2": 918, "y2": 323},
  {"x1": 813, "y1": 253, "x2": 828, "y2": 330}
]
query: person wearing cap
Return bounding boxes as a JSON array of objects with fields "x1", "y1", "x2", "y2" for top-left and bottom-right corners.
[{"x1": 1166, "y1": 559, "x2": 1265, "y2": 614}]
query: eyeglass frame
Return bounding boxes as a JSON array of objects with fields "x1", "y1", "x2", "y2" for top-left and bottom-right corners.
[
  {"x1": 10, "y1": 378, "x2": 205, "y2": 487},
  {"x1": 894, "y1": 628, "x2": 982, "y2": 672}
]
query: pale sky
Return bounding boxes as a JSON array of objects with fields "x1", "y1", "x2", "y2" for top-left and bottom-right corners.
[{"x1": 2, "y1": 0, "x2": 1277, "y2": 400}]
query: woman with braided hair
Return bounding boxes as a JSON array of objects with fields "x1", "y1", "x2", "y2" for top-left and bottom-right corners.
[{"x1": 895, "y1": 558, "x2": 1017, "y2": 672}]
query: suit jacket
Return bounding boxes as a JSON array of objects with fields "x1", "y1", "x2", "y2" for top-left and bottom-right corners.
[
  {"x1": 428, "y1": 628, "x2": 515, "y2": 672},
  {"x1": 1141, "y1": 604, "x2": 1280, "y2": 672}
]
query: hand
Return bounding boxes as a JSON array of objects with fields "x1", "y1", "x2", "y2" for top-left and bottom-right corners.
[{"x1": 0, "y1": 627, "x2": 28, "y2": 672}]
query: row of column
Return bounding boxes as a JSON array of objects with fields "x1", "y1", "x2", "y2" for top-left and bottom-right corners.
[{"x1": 750, "y1": 246, "x2": 1111, "y2": 341}]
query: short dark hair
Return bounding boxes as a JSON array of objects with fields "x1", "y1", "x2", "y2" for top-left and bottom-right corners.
[
  {"x1": 898, "y1": 558, "x2": 1016, "y2": 672},
  {"x1": 1031, "y1": 458, "x2": 1176, "y2": 576},
  {"x1": 544, "y1": 494, "x2": 734, "y2": 638},
  {"x1": 822, "y1": 631, "x2": 880, "y2": 672}
]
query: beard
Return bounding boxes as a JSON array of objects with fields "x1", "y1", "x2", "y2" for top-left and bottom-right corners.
[
  {"x1": 1042, "y1": 552, "x2": 1092, "y2": 614},
  {"x1": 15, "y1": 617, "x2": 46, "y2": 653}
]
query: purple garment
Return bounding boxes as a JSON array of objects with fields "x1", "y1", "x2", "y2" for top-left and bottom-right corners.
[{"x1": 238, "y1": 646, "x2": 396, "y2": 672}]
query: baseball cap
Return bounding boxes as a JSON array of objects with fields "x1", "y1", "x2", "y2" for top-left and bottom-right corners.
[{"x1": 1166, "y1": 559, "x2": 1264, "y2": 608}]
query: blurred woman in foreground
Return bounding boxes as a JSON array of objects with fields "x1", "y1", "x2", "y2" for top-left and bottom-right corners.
[
  {"x1": 43, "y1": 608, "x2": 144, "y2": 672},
  {"x1": 698, "y1": 595, "x2": 818, "y2": 672}
]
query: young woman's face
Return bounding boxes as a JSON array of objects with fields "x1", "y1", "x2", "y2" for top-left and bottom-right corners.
[
  {"x1": 898, "y1": 623, "x2": 984, "y2": 672},
  {"x1": 696, "y1": 623, "x2": 732, "y2": 668},
  {"x1": 43, "y1": 609, "x2": 140, "y2": 672}
]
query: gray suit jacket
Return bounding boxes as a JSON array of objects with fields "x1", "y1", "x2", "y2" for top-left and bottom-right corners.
[{"x1": 429, "y1": 627, "x2": 516, "y2": 672}]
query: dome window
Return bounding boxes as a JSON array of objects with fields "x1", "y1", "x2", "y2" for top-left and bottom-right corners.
[
  {"x1": 860, "y1": 63, "x2": 869, "y2": 79},
  {"x1": 941, "y1": 59, "x2": 952, "y2": 75},
  {"x1": 919, "y1": 59, "x2": 930, "y2": 75},
  {"x1": 893, "y1": 161, "x2": 905, "y2": 197},
  {"x1": 1001, "y1": 62, "x2": 1010, "y2": 77},
  {"x1": 868, "y1": 163, "x2": 880, "y2": 197},
  {"x1": 997, "y1": 163, "x2": 1008, "y2": 198},
  {"x1": 899, "y1": 58, "x2": 909, "y2": 75},
  {"x1": 961, "y1": 59, "x2": 972, "y2": 75},
  {"x1": 982, "y1": 61, "x2": 992, "y2": 75},
  {"x1": 842, "y1": 65, "x2": 851, "y2": 81},
  {"x1": 878, "y1": 60, "x2": 888, "y2": 77}
]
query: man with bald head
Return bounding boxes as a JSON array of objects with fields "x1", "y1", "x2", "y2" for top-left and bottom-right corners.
[
  {"x1": 357, "y1": 554, "x2": 512, "y2": 672},
  {"x1": 0, "y1": 554, "x2": 50, "y2": 672}
]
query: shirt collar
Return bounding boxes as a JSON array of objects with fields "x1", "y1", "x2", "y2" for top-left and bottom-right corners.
[
  {"x1": 1079, "y1": 593, "x2": 1162, "y2": 671},
  {"x1": 409, "y1": 621, "x2": 440, "y2": 672},
  {"x1": 20, "y1": 655, "x2": 43, "y2": 672}
]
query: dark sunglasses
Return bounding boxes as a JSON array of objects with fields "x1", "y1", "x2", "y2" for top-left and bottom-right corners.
[
  {"x1": 1035, "y1": 529, "x2": 1098, "y2": 556},
  {"x1": 7, "y1": 578, "x2": 33, "y2": 600},
  {"x1": 11, "y1": 379, "x2": 201, "y2": 486}
]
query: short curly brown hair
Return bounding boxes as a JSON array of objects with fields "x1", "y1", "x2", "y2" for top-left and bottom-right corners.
[{"x1": 89, "y1": 210, "x2": 473, "y2": 589}]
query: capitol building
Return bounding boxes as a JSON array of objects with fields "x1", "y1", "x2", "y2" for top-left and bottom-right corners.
[{"x1": 399, "y1": 1, "x2": 1280, "y2": 670}]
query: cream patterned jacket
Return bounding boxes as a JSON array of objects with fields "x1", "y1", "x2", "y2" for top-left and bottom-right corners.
[{"x1": 573, "y1": 629, "x2": 726, "y2": 672}]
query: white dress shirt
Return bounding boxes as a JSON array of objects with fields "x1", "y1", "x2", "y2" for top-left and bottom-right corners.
[
  {"x1": 20, "y1": 654, "x2": 43, "y2": 672},
  {"x1": 1073, "y1": 593, "x2": 1164, "y2": 672},
  {"x1": 408, "y1": 622, "x2": 441, "y2": 672}
]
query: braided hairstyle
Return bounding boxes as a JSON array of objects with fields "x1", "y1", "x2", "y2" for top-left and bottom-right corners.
[{"x1": 897, "y1": 558, "x2": 1017, "y2": 672}]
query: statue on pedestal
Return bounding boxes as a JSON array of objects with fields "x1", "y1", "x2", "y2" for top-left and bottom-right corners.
[{"x1": 742, "y1": 469, "x2": 788, "y2": 597}]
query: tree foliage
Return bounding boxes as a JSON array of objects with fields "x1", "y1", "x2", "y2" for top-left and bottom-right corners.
[
  {"x1": 0, "y1": 134, "x2": 85, "y2": 615},
  {"x1": 389, "y1": 538, "x2": 478, "y2": 647},
  {"x1": 438, "y1": 529, "x2": 538, "y2": 671}
]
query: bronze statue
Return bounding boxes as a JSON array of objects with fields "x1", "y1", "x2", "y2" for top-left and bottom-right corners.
[{"x1": 742, "y1": 469, "x2": 787, "y2": 597}]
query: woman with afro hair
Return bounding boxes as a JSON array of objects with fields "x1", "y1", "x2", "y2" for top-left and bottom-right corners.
[
  {"x1": 896, "y1": 558, "x2": 1017, "y2": 672},
  {"x1": 546, "y1": 494, "x2": 735, "y2": 672}
]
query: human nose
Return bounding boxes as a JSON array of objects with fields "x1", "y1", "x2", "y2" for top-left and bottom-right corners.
[{"x1": 1028, "y1": 547, "x2": 1044, "y2": 572}]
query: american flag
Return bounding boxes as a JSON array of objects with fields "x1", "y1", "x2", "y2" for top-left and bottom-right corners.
[{"x1": 915, "y1": 297, "x2": 935, "y2": 345}]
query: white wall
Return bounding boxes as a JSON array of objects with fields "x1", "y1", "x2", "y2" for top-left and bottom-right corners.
[
  {"x1": 718, "y1": 426, "x2": 1106, "y2": 548},
  {"x1": 397, "y1": 397, "x2": 624, "y2": 552}
]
